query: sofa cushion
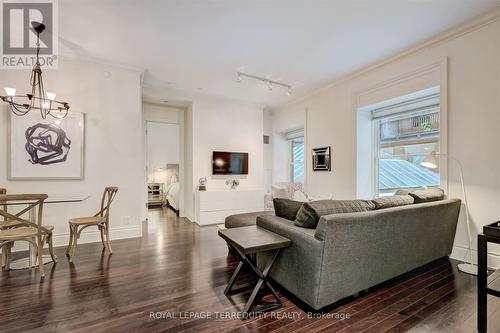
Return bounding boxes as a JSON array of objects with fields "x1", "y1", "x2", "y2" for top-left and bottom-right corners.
[
  {"x1": 273, "y1": 198, "x2": 304, "y2": 221},
  {"x1": 294, "y1": 200, "x2": 375, "y2": 229},
  {"x1": 409, "y1": 188, "x2": 445, "y2": 204},
  {"x1": 224, "y1": 211, "x2": 274, "y2": 228},
  {"x1": 372, "y1": 195, "x2": 414, "y2": 209}
]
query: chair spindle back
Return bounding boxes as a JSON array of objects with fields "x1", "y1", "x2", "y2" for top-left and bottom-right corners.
[
  {"x1": 96, "y1": 187, "x2": 118, "y2": 222},
  {"x1": 0, "y1": 194, "x2": 48, "y2": 234}
]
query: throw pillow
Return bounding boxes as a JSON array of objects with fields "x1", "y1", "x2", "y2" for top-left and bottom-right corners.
[
  {"x1": 294, "y1": 200, "x2": 375, "y2": 229},
  {"x1": 372, "y1": 195, "x2": 414, "y2": 209},
  {"x1": 308, "y1": 193, "x2": 334, "y2": 201},
  {"x1": 293, "y1": 190, "x2": 309, "y2": 202},
  {"x1": 273, "y1": 198, "x2": 304, "y2": 221},
  {"x1": 409, "y1": 188, "x2": 445, "y2": 203},
  {"x1": 271, "y1": 185, "x2": 289, "y2": 199}
]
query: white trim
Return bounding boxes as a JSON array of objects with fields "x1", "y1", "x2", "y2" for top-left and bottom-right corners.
[
  {"x1": 142, "y1": 101, "x2": 188, "y2": 111},
  {"x1": 372, "y1": 119, "x2": 380, "y2": 197},
  {"x1": 439, "y1": 58, "x2": 449, "y2": 195},
  {"x1": 289, "y1": 139, "x2": 305, "y2": 184},
  {"x1": 304, "y1": 108, "x2": 309, "y2": 192},
  {"x1": 57, "y1": 53, "x2": 145, "y2": 74},
  {"x1": 354, "y1": 59, "x2": 448, "y2": 198},
  {"x1": 10, "y1": 226, "x2": 142, "y2": 252},
  {"x1": 142, "y1": 106, "x2": 186, "y2": 217},
  {"x1": 451, "y1": 245, "x2": 500, "y2": 270}
]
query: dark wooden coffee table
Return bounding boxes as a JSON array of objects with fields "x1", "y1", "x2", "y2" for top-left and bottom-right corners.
[
  {"x1": 218, "y1": 226, "x2": 291, "y2": 317},
  {"x1": 478, "y1": 229, "x2": 500, "y2": 332}
]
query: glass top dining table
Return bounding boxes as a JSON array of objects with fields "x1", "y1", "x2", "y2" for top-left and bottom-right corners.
[
  {"x1": 2, "y1": 195, "x2": 90, "y2": 270},
  {"x1": 2, "y1": 195, "x2": 90, "y2": 206}
]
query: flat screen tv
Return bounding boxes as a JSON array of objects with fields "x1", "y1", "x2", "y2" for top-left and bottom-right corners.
[{"x1": 212, "y1": 151, "x2": 249, "y2": 175}]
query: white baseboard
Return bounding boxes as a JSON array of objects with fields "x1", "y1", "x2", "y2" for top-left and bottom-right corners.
[
  {"x1": 9, "y1": 226, "x2": 142, "y2": 252},
  {"x1": 451, "y1": 245, "x2": 500, "y2": 269}
]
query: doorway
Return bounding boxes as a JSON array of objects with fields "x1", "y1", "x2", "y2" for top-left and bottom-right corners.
[{"x1": 146, "y1": 121, "x2": 181, "y2": 216}]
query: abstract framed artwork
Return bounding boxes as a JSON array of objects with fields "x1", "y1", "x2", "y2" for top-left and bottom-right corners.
[
  {"x1": 312, "y1": 146, "x2": 331, "y2": 171},
  {"x1": 8, "y1": 112, "x2": 85, "y2": 180}
]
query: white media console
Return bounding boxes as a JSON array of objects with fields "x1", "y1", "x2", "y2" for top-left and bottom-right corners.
[{"x1": 194, "y1": 189, "x2": 264, "y2": 226}]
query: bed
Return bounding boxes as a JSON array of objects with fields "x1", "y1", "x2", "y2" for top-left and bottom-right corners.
[{"x1": 165, "y1": 181, "x2": 179, "y2": 215}]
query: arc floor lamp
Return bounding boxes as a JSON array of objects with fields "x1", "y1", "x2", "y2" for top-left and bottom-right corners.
[{"x1": 420, "y1": 151, "x2": 477, "y2": 276}]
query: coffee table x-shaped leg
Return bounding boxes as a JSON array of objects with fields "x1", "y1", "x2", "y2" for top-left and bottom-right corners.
[{"x1": 224, "y1": 244, "x2": 283, "y2": 316}]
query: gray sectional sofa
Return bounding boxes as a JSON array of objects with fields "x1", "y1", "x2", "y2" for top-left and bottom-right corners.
[{"x1": 227, "y1": 197, "x2": 461, "y2": 310}]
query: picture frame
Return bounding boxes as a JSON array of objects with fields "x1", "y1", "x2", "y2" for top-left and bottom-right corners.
[
  {"x1": 312, "y1": 146, "x2": 331, "y2": 171},
  {"x1": 8, "y1": 112, "x2": 85, "y2": 180}
]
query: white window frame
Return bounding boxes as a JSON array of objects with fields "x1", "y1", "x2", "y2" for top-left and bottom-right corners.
[
  {"x1": 282, "y1": 127, "x2": 304, "y2": 184},
  {"x1": 289, "y1": 138, "x2": 304, "y2": 184},
  {"x1": 372, "y1": 90, "x2": 441, "y2": 196}
]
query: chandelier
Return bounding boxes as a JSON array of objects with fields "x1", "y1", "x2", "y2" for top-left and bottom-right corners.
[{"x1": 0, "y1": 21, "x2": 70, "y2": 119}]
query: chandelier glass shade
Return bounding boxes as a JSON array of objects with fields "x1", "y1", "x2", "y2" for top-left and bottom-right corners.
[{"x1": 0, "y1": 21, "x2": 70, "y2": 119}]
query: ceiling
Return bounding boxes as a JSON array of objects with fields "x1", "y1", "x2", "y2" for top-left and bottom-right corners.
[{"x1": 58, "y1": 0, "x2": 500, "y2": 108}]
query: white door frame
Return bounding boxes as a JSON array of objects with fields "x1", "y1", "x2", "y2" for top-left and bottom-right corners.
[{"x1": 143, "y1": 103, "x2": 186, "y2": 219}]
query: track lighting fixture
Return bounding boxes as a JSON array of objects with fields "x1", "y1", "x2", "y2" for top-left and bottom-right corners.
[{"x1": 236, "y1": 71, "x2": 292, "y2": 96}]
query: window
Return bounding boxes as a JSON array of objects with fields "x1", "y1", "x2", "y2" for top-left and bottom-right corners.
[
  {"x1": 282, "y1": 128, "x2": 305, "y2": 184},
  {"x1": 290, "y1": 138, "x2": 304, "y2": 184},
  {"x1": 373, "y1": 91, "x2": 440, "y2": 195}
]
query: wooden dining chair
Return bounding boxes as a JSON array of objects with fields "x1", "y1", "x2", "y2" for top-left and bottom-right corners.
[
  {"x1": 0, "y1": 194, "x2": 57, "y2": 277},
  {"x1": 66, "y1": 187, "x2": 118, "y2": 262},
  {"x1": 0, "y1": 188, "x2": 6, "y2": 217}
]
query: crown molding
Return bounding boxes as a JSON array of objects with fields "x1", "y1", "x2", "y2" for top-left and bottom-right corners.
[
  {"x1": 57, "y1": 52, "x2": 145, "y2": 75},
  {"x1": 143, "y1": 82, "x2": 266, "y2": 111},
  {"x1": 142, "y1": 100, "x2": 188, "y2": 111},
  {"x1": 276, "y1": 6, "x2": 500, "y2": 111}
]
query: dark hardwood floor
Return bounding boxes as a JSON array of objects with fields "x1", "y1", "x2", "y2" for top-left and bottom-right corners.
[{"x1": 1, "y1": 208, "x2": 499, "y2": 333}]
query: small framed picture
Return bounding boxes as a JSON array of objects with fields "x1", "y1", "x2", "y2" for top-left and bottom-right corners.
[
  {"x1": 312, "y1": 146, "x2": 331, "y2": 171},
  {"x1": 8, "y1": 112, "x2": 85, "y2": 180}
]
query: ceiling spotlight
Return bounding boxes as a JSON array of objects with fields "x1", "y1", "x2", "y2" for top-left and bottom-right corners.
[{"x1": 235, "y1": 71, "x2": 292, "y2": 95}]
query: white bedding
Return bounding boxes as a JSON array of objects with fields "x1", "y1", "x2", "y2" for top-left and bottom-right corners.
[{"x1": 166, "y1": 182, "x2": 180, "y2": 210}]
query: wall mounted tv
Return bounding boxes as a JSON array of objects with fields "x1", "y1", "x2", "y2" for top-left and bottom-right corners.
[{"x1": 212, "y1": 151, "x2": 249, "y2": 175}]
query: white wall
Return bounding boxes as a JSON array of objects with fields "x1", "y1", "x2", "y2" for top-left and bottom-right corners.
[
  {"x1": 143, "y1": 103, "x2": 184, "y2": 124},
  {"x1": 273, "y1": 14, "x2": 500, "y2": 266},
  {"x1": 0, "y1": 57, "x2": 144, "y2": 248},
  {"x1": 270, "y1": 107, "x2": 306, "y2": 186},
  {"x1": 191, "y1": 97, "x2": 264, "y2": 192},
  {"x1": 263, "y1": 110, "x2": 273, "y2": 192},
  {"x1": 183, "y1": 105, "x2": 194, "y2": 220}
]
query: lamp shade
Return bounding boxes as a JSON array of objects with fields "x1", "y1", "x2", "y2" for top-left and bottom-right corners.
[
  {"x1": 421, "y1": 151, "x2": 439, "y2": 169},
  {"x1": 4, "y1": 87, "x2": 16, "y2": 97},
  {"x1": 46, "y1": 92, "x2": 56, "y2": 101}
]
